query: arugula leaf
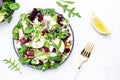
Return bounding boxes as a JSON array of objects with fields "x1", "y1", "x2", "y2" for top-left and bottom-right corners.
[
  {"x1": 3, "y1": 58, "x2": 22, "y2": 73},
  {"x1": 49, "y1": 56, "x2": 61, "y2": 61},
  {"x1": 56, "y1": 1, "x2": 81, "y2": 18},
  {"x1": 55, "y1": 24, "x2": 62, "y2": 32},
  {"x1": 9, "y1": 3, "x2": 20, "y2": 10},
  {"x1": 34, "y1": 65, "x2": 43, "y2": 70},
  {"x1": 42, "y1": 8, "x2": 56, "y2": 16},
  {"x1": 60, "y1": 0, "x2": 75, "y2": 4},
  {"x1": 58, "y1": 39, "x2": 62, "y2": 49},
  {"x1": 24, "y1": 26, "x2": 34, "y2": 34}
]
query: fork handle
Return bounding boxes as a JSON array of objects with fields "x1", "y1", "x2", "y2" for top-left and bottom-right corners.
[
  {"x1": 78, "y1": 61, "x2": 84, "y2": 69},
  {"x1": 73, "y1": 61, "x2": 84, "y2": 80}
]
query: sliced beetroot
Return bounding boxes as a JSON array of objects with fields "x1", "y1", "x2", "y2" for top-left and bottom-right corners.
[
  {"x1": 28, "y1": 8, "x2": 38, "y2": 22},
  {"x1": 19, "y1": 38, "x2": 28, "y2": 44},
  {"x1": 23, "y1": 52, "x2": 28, "y2": 58},
  {"x1": 27, "y1": 50, "x2": 34, "y2": 58},
  {"x1": 64, "y1": 47, "x2": 70, "y2": 53},
  {"x1": 39, "y1": 60, "x2": 43, "y2": 65},
  {"x1": 37, "y1": 13, "x2": 43, "y2": 22},
  {"x1": 26, "y1": 37, "x2": 32, "y2": 42},
  {"x1": 57, "y1": 14, "x2": 64, "y2": 21},
  {"x1": 41, "y1": 29, "x2": 48, "y2": 36},
  {"x1": 57, "y1": 20, "x2": 63, "y2": 27},
  {"x1": 42, "y1": 46, "x2": 50, "y2": 52}
]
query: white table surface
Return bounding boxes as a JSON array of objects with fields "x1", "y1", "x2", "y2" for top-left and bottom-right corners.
[{"x1": 0, "y1": 0, "x2": 120, "y2": 80}]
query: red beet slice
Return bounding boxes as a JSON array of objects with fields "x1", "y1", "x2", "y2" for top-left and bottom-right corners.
[
  {"x1": 37, "y1": 13, "x2": 43, "y2": 22},
  {"x1": 27, "y1": 50, "x2": 34, "y2": 58},
  {"x1": 39, "y1": 60, "x2": 43, "y2": 65},
  {"x1": 42, "y1": 46, "x2": 50, "y2": 52},
  {"x1": 41, "y1": 29, "x2": 48, "y2": 36},
  {"x1": 19, "y1": 38, "x2": 28, "y2": 44},
  {"x1": 64, "y1": 48, "x2": 70, "y2": 53},
  {"x1": 57, "y1": 20, "x2": 63, "y2": 27},
  {"x1": 28, "y1": 8, "x2": 38, "y2": 22}
]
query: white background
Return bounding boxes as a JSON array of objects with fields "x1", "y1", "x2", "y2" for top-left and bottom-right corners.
[{"x1": 0, "y1": 0, "x2": 120, "y2": 80}]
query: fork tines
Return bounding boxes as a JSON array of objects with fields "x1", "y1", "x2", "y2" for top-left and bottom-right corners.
[{"x1": 81, "y1": 43, "x2": 94, "y2": 58}]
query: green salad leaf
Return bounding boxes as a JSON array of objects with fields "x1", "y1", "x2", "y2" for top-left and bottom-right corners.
[
  {"x1": 25, "y1": 26, "x2": 34, "y2": 34},
  {"x1": 44, "y1": 41, "x2": 50, "y2": 48},
  {"x1": 19, "y1": 57, "x2": 31, "y2": 65},
  {"x1": 9, "y1": 3, "x2": 20, "y2": 10}
]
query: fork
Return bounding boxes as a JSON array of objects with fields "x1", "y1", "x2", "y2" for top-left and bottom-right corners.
[{"x1": 74, "y1": 43, "x2": 94, "y2": 80}]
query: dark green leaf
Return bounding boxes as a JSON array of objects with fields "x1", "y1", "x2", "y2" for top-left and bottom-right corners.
[
  {"x1": 49, "y1": 56, "x2": 61, "y2": 62},
  {"x1": 53, "y1": 62, "x2": 61, "y2": 69},
  {"x1": 55, "y1": 24, "x2": 61, "y2": 32},
  {"x1": 59, "y1": 30, "x2": 68, "y2": 39},
  {"x1": 19, "y1": 57, "x2": 31, "y2": 65},
  {"x1": 6, "y1": 16, "x2": 12, "y2": 23},
  {"x1": 34, "y1": 65, "x2": 43, "y2": 70},
  {"x1": 42, "y1": 8, "x2": 56, "y2": 16},
  {"x1": 43, "y1": 61, "x2": 50, "y2": 70}
]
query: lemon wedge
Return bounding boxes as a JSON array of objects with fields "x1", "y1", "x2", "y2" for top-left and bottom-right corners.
[
  {"x1": 91, "y1": 13, "x2": 111, "y2": 35},
  {"x1": 0, "y1": 12, "x2": 5, "y2": 22}
]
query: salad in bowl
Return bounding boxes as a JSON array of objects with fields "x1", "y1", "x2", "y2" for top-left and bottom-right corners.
[
  {"x1": 0, "y1": 0, "x2": 20, "y2": 23},
  {"x1": 12, "y1": 8, "x2": 74, "y2": 71}
]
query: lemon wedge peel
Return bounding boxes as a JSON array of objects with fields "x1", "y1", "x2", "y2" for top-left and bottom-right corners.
[{"x1": 91, "y1": 13, "x2": 111, "y2": 35}]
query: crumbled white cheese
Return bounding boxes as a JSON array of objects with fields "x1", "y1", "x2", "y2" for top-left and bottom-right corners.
[
  {"x1": 49, "y1": 46, "x2": 54, "y2": 52},
  {"x1": 44, "y1": 15, "x2": 52, "y2": 21},
  {"x1": 22, "y1": 21, "x2": 27, "y2": 30},
  {"x1": 19, "y1": 29, "x2": 24, "y2": 39},
  {"x1": 15, "y1": 41, "x2": 21, "y2": 48},
  {"x1": 34, "y1": 58, "x2": 40, "y2": 64},
  {"x1": 53, "y1": 38, "x2": 65, "y2": 52},
  {"x1": 30, "y1": 36, "x2": 45, "y2": 48},
  {"x1": 34, "y1": 18, "x2": 40, "y2": 25},
  {"x1": 50, "y1": 52, "x2": 57, "y2": 57}
]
